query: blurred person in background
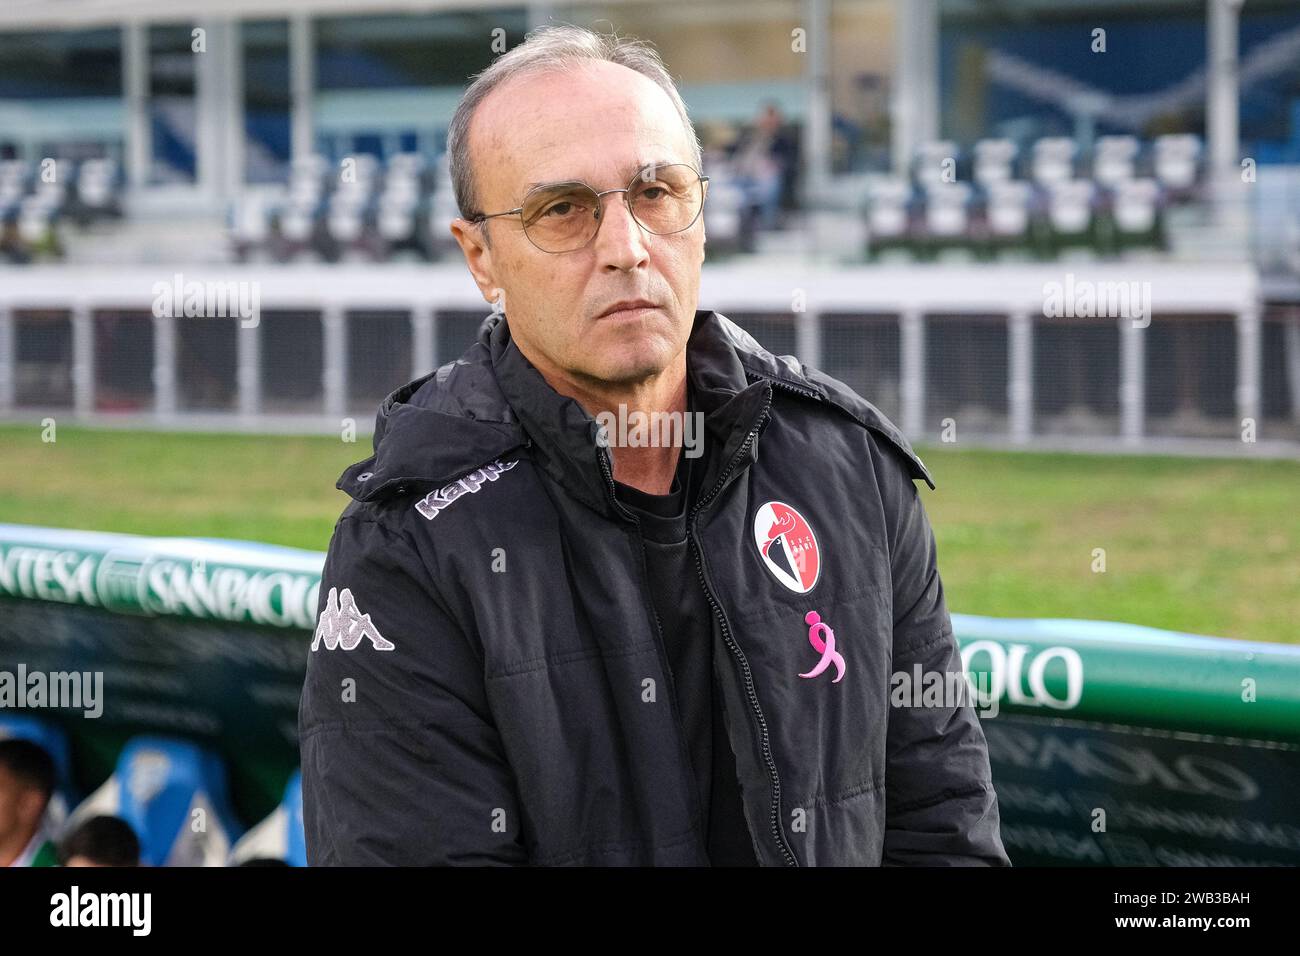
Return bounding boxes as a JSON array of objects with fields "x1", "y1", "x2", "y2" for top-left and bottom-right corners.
[
  {"x1": 728, "y1": 101, "x2": 798, "y2": 232},
  {"x1": 0, "y1": 738, "x2": 58, "y2": 867},
  {"x1": 57, "y1": 815, "x2": 141, "y2": 867}
]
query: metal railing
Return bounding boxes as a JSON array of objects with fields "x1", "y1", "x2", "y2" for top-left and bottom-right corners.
[{"x1": 1, "y1": 261, "x2": 1295, "y2": 453}]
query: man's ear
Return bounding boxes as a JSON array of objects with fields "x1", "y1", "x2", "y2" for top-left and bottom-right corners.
[{"x1": 449, "y1": 217, "x2": 499, "y2": 306}]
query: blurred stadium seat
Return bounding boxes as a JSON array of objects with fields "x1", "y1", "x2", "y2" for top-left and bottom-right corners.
[
  {"x1": 66, "y1": 735, "x2": 244, "y2": 867},
  {"x1": 860, "y1": 132, "x2": 1206, "y2": 264},
  {"x1": 228, "y1": 770, "x2": 306, "y2": 867}
]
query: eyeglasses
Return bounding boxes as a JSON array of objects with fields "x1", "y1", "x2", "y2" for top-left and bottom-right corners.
[{"x1": 468, "y1": 162, "x2": 709, "y2": 254}]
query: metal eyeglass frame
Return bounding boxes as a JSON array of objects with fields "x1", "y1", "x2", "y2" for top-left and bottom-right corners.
[{"x1": 466, "y1": 162, "x2": 710, "y2": 254}]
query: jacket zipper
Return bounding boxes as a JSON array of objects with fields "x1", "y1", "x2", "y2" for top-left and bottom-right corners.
[
  {"x1": 746, "y1": 368, "x2": 822, "y2": 403},
  {"x1": 686, "y1": 382, "x2": 801, "y2": 867},
  {"x1": 595, "y1": 373, "x2": 814, "y2": 867},
  {"x1": 597, "y1": 443, "x2": 711, "y2": 858}
]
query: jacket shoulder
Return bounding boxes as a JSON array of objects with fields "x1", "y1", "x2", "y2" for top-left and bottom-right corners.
[
  {"x1": 799, "y1": 363, "x2": 934, "y2": 490},
  {"x1": 717, "y1": 313, "x2": 933, "y2": 489},
  {"x1": 327, "y1": 504, "x2": 430, "y2": 579}
]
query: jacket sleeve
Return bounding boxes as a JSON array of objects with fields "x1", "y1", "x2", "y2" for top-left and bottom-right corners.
[
  {"x1": 298, "y1": 515, "x2": 528, "y2": 865},
  {"x1": 876, "y1": 449, "x2": 1011, "y2": 866}
]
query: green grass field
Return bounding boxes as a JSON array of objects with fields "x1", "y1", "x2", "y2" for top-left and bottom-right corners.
[{"x1": 2, "y1": 424, "x2": 1296, "y2": 643}]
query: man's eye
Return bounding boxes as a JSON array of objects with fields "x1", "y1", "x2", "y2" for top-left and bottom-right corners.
[{"x1": 543, "y1": 201, "x2": 579, "y2": 217}]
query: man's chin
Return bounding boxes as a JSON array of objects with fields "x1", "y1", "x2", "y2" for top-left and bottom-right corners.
[
  {"x1": 581, "y1": 360, "x2": 669, "y2": 388},
  {"x1": 582, "y1": 339, "x2": 678, "y2": 383},
  {"x1": 574, "y1": 342, "x2": 676, "y2": 384}
]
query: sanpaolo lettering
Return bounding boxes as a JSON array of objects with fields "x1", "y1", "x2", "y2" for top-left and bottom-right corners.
[
  {"x1": 0, "y1": 542, "x2": 322, "y2": 629},
  {"x1": 142, "y1": 562, "x2": 317, "y2": 628},
  {"x1": 414, "y1": 459, "x2": 519, "y2": 521},
  {"x1": 960, "y1": 640, "x2": 1084, "y2": 710}
]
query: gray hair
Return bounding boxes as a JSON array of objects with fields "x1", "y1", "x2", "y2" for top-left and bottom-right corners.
[{"x1": 446, "y1": 23, "x2": 703, "y2": 246}]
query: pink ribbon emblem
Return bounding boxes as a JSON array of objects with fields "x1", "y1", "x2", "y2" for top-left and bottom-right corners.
[{"x1": 799, "y1": 610, "x2": 845, "y2": 683}]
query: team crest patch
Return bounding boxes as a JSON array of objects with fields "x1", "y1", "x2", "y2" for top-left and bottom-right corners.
[
  {"x1": 312, "y1": 587, "x2": 394, "y2": 651},
  {"x1": 753, "y1": 501, "x2": 821, "y2": 593},
  {"x1": 414, "y1": 458, "x2": 518, "y2": 520}
]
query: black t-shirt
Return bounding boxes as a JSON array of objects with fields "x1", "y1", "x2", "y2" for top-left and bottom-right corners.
[{"x1": 612, "y1": 434, "x2": 759, "y2": 866}]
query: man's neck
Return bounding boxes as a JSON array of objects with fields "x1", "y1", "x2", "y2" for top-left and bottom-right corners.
[
  {"x1": 518, "y1": 343, "x2": 690, "y2": 496},
  {"x1": 604, "y1": 373, "x2": 687, "y2": 495}
]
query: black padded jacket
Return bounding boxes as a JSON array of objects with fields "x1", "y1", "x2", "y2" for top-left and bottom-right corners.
[{"x1": 298, "y1": 308, "x2": 1010, "y2": 867}]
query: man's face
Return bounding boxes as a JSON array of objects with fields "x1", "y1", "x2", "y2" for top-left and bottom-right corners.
[
  {"x1": 451, "y1": 60, "x2": 707, "y2": 391},
  {"x1": 0, "y1": 765, "x2": 41, "y2": 845}
]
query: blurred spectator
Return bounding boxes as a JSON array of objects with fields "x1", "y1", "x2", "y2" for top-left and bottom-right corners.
[
  {"x1": 0, "y1": 220, "x2": 33, "y2": 265},
  {"x1": 0, "y1": 738, "x2": 58, "y2": 867},
  {"x1": 728, "y1": 101, "x2": 798, "y2": 231},
  {"x1": 58, "y1": 815, "x2": 141, "y2": 867},
  {"x1": 832, "y1": 112, "x2": 864, "y2": 172}
]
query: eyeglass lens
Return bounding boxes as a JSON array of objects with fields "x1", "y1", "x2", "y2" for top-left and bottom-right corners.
[{"x1": 519, "y1": 164, "x2": 704, "y2": 252}]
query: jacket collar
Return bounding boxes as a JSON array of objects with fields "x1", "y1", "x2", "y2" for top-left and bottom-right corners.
[
  {"x1": 491, "y1": 309, "x2": 777, "y2": 517},
  {"x1": 337, "y1": 307, "x2": 933, "y2": 509}
]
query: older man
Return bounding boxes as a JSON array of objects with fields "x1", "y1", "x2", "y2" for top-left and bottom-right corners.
[{"x1": 299, "y1": 24, "x2": 1008, "y2": 867}]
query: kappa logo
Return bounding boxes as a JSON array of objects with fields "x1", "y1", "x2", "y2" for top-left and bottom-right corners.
[
  {"x1": 753, "y1": 501, "x2": 821, "y2": 593},
  {"x1": 312, "y1": 586, "x2": 394, "y2": 651},
  {"x1": 414, "y1": 459, "x2": 519, "y2": 520}
]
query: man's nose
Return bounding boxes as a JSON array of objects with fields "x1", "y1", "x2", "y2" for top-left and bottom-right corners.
[{"x1": 593, "y1": 191, "x2": 649, "y2": 268}]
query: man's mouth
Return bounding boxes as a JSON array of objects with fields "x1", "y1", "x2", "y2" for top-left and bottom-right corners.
[{"x1": 597, "y1": 299, "x2": 660, "y2": 320}]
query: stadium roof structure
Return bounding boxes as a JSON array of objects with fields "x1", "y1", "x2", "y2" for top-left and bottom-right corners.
[
  {"x1": 0, "y1": 0, "x2": 647, "y2": 30},
  {"x1": 7, "y1": 0, "x2": 1300, "y2": 31},
  {"x1": 9, "y1": 0, "x2": 1300, "y2": 31}
]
